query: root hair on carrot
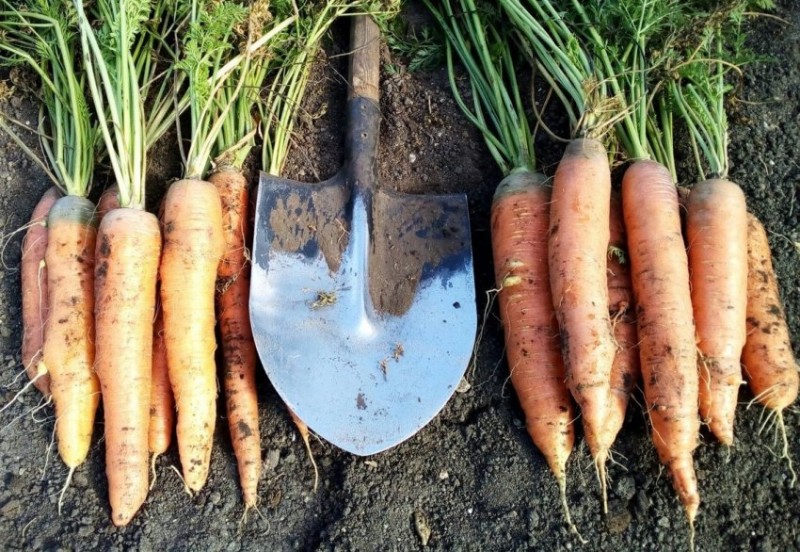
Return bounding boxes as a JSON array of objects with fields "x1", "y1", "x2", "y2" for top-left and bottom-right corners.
[
  {"x1": 467, "y1": 287, "x2": 500, "y2": 382},
  {"x1": 58, "y1": 467, "x2": 76, "y2": 515},
  {"x1": 169, "y1": 465, "x2": 193, "y2": 497}
]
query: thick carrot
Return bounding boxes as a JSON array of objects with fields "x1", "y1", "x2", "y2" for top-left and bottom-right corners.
[
  {"x1": 742, "y1": 212, "x2": 799, "y2": 479},
  {"x1": 548, "y1": 137, "x2": 616, "y2": 502},
  {"x1": 686, "y1": 179, "x2": 747, "y2": 445},
  {"x1": 622, "y1": 160, "x2": 700, "y2": 525},
  {"x1": 42, "y1": 196, "x2": 100, "y2": 472},
  {"x1": 606, "y1": 193, "x2": 640, "y2": 460},
  {"x1": 21, "y1": 186, "x2": 61, "y2": 396},
  {"x1": 160, "y1": 178, "x2": 224, "y2": 492},
  {"x1": 149, "y1": 298, "x2": 174, "y2": 463},
  {"x1": 94, "y1": 207, "x2": 161, "y2": 525},
  {"x1": 211, "y1": 165, "x2": 260, "y2": 509},
  {"x1": 492, "y1": 171, "x2": 578, "y2": 532}
]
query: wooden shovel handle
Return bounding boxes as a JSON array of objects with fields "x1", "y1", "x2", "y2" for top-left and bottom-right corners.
[{"x1": 349, "y1": 15, "x2": 380, "y2": 102}]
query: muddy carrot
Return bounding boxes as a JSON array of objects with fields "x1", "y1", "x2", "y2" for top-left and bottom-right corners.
[{"x1": 21, "y1": 186, "x2": 60, "y2": 396}]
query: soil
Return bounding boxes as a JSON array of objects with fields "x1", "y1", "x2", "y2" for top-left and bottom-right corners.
[{"x1": 1, "y1": 2, "x2": 799, "y2": 551}]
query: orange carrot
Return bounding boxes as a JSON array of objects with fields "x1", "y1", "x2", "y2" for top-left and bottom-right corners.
[
  {"x1": 548, "y1": 137, "x2": 616, "y2": 503},
  {"x1": 492, "y1": 171, "x2": 578, "y2": 533},
  {"x1": 160, "y1": 178, "x2": 224, "y2": 492},
  {"x1": 21, "y1": 186, "x2": 61, "y2": 396},
  {"x1": 606, "y1": 193, "x2": 640, "y2": 458},
  {"x1": 622, "y1": 160, "x2": 700, "y2": 526},
  {"x1": 742, "y1": 212, "x2": 799, "y2": 479},
  {"x1": 149, "y1": 297, "x2": 174, "y2": 464},
  {"x1": 96, "y1": 185, "x2": 120, "y2": 220},
  {"x1": 42, "y1": 196, "x2": 100, "y2": 475},
  {"x1": 94, "y1": 207, "x2": 161, "y2": 525},
  {"x1": 686, "y1": 179, "x2": 747, "y2": 445},
  {"x1": 209, "y1": 167, "x2": 260, "y2": 509},
  {"x1": 287, "y1": 407, "x2": 319, "y2": 491}
]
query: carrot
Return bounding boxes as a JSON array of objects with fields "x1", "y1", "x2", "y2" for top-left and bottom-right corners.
[
  {"x1": 160, "y1": 178, "x2": 224, "y2": 492},
  {"x1": 21, "y1": 186, "x2": 61, "y2": 396},
  {"x1": 42, "y1": 196, "x2": 101, "y2": 474},
  {"x1": 94, "y1": 208, "x2": 161, "y2": 525},
  {"x1": 210, "y1": 167, "x2": 260, "y2": 509},
  {"x1": 288, "y1": 408, "x2": 319, "y2": 491},
  {"x1": 96, "y1": 185, "x2": 120, "y2": 220},
  {"x1": 742, "y1": 212, "x2": 799, "y2": 480},
  {"x1": 622, "y1": 160, "x2": 700, "y2": 525},
  {"x1": 149, "y1": 297, "x2": 174, "y2": 467},
  {"x1": 686, "y1": 179, "x2": 747, "y2": 445},
  {"x1": 548, "y1": 137, "x2": 617, "y2": 502},
  {"x1": 491, "y1": 171, "x2": 578, "y2": 533},
  {"x1": 606, "y1": 193, "x2": 640, "y2": 457}
]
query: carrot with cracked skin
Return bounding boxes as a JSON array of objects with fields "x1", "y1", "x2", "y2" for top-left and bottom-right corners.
[
  {"x1": 210, "y1": 167, "x2": 260, "y2": 509},
  {"x1": 548, "y1": 137, "x2": 616, "y2": 503},
  {"x1": 622, "y1": 160, "x2": 700, "y2": 526},
  {"x1": 492, "y1": 171, "x2": 578, "y2": 531},
  {"x1": 160, "y1": 179, "x2": 224, "y2": 492},
  {"x1": 21, "y1": 186, "x2": 60, "y2": 396},
  {"x1": 742, "y1": 212, "x2": 799, "y2": 481},
  {"x1": 606, "y1": 192, "x2": 639, "y2": 450},
  {"x1": 686, "y1": 179, "x2": 747, "y2": 445}
]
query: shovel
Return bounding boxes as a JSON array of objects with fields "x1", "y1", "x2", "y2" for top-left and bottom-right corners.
[{"x1": 250, "y1": 15, "x2": 476, "y2": 455}]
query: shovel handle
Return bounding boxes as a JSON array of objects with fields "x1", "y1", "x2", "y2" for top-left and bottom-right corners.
[{"x1": 349, "y1": 16, "x2": 380, "y2": 102}]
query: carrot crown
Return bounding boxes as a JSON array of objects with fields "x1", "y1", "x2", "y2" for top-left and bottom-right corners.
[
  {"x1": 425, "y1": 0, "x2": 536, "y2": 176},
  {"x1": 73, "y1": 0, "x2": 152, "y2": 210},
  {"x1": 0, "y1": 1, "x2": 97, "y2": 198}
]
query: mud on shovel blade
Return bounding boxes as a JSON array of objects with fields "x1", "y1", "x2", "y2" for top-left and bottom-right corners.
[{"x1": 249, "y1": 16, "x2": 476, "y2": 455}]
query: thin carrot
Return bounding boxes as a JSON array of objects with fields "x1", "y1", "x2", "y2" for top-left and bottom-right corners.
[
  {"x1": 686, "y1": 179, "x2": 747, "y2": 445},
  {"x1": 210, "y1": 167, "x2": 260, "y2": 509},
  {"x1": 548, "y1": 137, "x2": 616, "y2": 502},
  {"x1": 622, "y1": 160, "x2": 700, "y2": 526},
  {"x1": 492, "y1": 171, "x2": 578, "y2": 534},
  {"x1": 160, "y1": 178, "x2": 224, "y2": 492},
  {"x1": 742, "y1": 212, "x2": 799, "y2": 481},
  {"x1": 287, "y1": 408, "x2": 319, "y2": 491},
  {"x1": 149, "y1": 296, "x2": 174, "y2": 468},
  {"x1": 606, "y1": 192, "x2": 640, "y2": 453},
  {"x1": 21, "y1": 186, "x2": 60, "y2": 396},
  {"x1": 43, "y1": 196, "x2": 100, "y2": 472}
]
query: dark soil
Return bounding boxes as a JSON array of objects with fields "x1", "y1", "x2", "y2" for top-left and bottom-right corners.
[{"x1": 1, "y1": 2, "x2": 799, "y2": 551}]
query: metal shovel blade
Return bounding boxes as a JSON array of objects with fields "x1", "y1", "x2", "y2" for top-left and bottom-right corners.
[{"x1": 249, "y1": 16, "x2": 475, "y2": 456}]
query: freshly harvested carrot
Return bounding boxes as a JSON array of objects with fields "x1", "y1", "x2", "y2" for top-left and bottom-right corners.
[
  {"x1": 622, "y1": 160, "x2": 700, "y2": 526},
  {"x1": 42, "y1": 196, "x2": 100, "y2": 472},
  {"x1": 149, "y1": 298, "x2": 174, "y2": 465},
  {"x1": 492, "y1": 171, "x2": 578, "y2": 531},
  {"x1": 212, "y1": 163, "x2": 260, "y2": 509},
  {"x1": 160, "y1": 178, "x2": 224, "y2": 492},
  {"x1": 288, "y1": 407, "x2": 319, "y2": 491},
  {"x1": 96, "y1": 185, "x2": 120, "y2": 220},
  {"x1": 742, "y1": 212, "x2": 799, "y2": 478},
  {"x1": 548, "y1": 137, "x2": 616, "y2": 501},
  {"x1": 606, "y1": 193, "x2": 639, "y2": 456},
  {"x1": 94, "y1": 208, "x2": 161, "y2": 525},
  {"x1": 21, "y1": 186, "x2": 60, "y2": 396},
  {"x1": 686, "y1": 179, "x2": 747, "y2": 445}
]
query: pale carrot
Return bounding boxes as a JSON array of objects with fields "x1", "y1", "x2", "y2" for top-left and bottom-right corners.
[
  {"x1": 548, "y1": 137, "x2": 617, "y2": 503},
  {"x1": 42, "y1": 196, "x2": 100, "y2": 474},
  {"x1": 21, "y1": 186, "x2": 60, "y2": 396},
  {"x1": 622, "y1": 160, "x2": 700, "y2": 525},
  {"x1": 686, "y1": 179, "x2": 747, "y2": 445},
  {"x1": 160, "y1": 178, "x2": 224, "y2": 492},
  {"x1": 492, "y1": 171, "x2": 578, "y2": 533},
  {"x1": 149, "y1": 297, "x2": 174, "y2": 466}
]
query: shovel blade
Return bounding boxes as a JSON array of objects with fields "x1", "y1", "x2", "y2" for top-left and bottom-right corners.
[{"x1": 251, "y1": 172, "x2": 476, "y2": 455}]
